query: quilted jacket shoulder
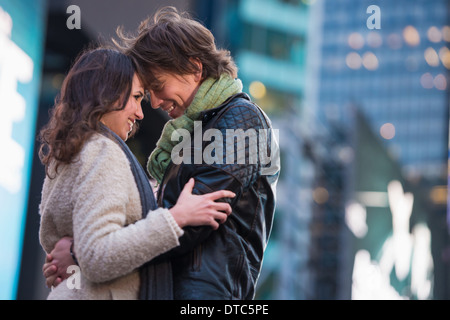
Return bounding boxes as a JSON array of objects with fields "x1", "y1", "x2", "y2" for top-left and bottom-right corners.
[{"x1": 200, "y1": 93, "x2": 270, "y2": 130}]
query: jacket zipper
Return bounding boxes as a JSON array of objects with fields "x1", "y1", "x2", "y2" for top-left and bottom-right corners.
[{"x1": 191, "y1": 244, "x2": 202, "y2": 272}]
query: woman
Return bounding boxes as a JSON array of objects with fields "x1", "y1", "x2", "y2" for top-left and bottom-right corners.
[{"x1": 38, "y1": 47, "x2": 234, "y2": 299}]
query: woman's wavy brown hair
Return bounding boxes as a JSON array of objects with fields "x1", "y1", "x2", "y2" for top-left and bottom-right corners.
[
  {"x1": 39, "y1": 47, "x2": 136, "y2": 178},
  {"x1": 114, "y1": 6, "x2": 238, "y2": 91}
]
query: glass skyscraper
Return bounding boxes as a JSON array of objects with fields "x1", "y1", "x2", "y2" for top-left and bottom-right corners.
[
  {"x1": 315, "y1": 0, "x2": 449, "y2": 182},
  {"x1": 310, "y1": 0, "x2": 450, "y2": 299}
]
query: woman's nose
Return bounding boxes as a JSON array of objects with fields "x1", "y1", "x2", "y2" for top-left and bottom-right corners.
[{"x1": 135, "y1": 102, "x2": 144, "y2": 120}]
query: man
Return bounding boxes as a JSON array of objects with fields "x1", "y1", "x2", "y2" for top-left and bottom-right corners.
[{"x1": 44, "y1": 7, "x2": 279, "y2": 300}]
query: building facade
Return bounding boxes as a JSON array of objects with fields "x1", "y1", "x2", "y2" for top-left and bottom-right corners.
[
  {"x1": 313, "y1": 0, "x2": 450, "y2": 299},
  {"x1": 317, "y1": 0, "x2": 449, "y2": 183}
]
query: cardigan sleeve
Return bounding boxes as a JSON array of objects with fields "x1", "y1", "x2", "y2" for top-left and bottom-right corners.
[{"x1": 71, "y1": 136, "x2": 183, "y2": 283}]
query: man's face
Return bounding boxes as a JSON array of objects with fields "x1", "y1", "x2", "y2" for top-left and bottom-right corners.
[
  {"x1": 149, "y1": 71, "x2": 202, "y2": 119},
  {"x1": 100, "y1": 74, "x2": 144, "y2": 141}
]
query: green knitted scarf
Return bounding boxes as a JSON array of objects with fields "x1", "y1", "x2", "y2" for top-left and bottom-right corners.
[{"x1": 147, "y1": 74, "x2": 243, "y2": 183}]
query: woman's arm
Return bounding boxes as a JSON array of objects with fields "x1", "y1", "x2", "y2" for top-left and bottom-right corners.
[
  {"x1": 43, "y1": 137, "x2": 234, "y2": 285},
  {"x1": 70, "y1": 137, "x2": 181, "y2": 283}
]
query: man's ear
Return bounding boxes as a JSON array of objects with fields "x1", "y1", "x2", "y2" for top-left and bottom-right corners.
[{"x1": 190, "y1": 58, "x2": 203, "y2": 82}]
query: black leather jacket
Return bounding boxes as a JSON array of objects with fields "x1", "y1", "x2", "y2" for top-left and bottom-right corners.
[{"x1": 157, "y1": 93, "x2": 280, "y2": 299}]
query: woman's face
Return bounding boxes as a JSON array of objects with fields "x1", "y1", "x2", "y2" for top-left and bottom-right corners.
[{"x1": 101, "y1": 74, "x2": 145, "y2": 141}]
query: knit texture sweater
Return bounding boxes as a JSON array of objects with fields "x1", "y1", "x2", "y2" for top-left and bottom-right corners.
[{"x1": 39, "y1": 133, "x2": 184, "y2": 300}]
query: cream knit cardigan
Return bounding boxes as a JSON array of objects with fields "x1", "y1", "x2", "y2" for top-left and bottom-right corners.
[{"x1": 39, "y1": 133, "x2": 183, "y2": 300}]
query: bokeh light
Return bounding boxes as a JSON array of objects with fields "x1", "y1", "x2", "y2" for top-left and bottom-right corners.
[
  {"x1": 424, "y1": 47, "x2": 440, "y2": 67},
  {"x1": 427, "y1": 26, "x2": 442, "y2": 43},
  {"x1": 348, "y1": 32, "x2": 364, "y2": 50},
  {"x1": 346, "y1": 52, "x2": 362, "y2": 69},
  {"x1": 362, "y1": 52, "x2": 379, "y2": 70},
  {"x1": 249, "y1": 81, "x2": 267, "y2": 99}
]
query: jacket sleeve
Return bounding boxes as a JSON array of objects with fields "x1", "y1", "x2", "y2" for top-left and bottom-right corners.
[
  {"x1": 155, "y1": 100, "x2": 269, "y2": 258},
  {"x1": 71, "y1": 137, "x2": 183, "y2": 283}
]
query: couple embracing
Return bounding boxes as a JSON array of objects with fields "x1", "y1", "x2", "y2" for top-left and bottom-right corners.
[{"x1": 39, "y1": 6, "x2": 279, "y2": 300}]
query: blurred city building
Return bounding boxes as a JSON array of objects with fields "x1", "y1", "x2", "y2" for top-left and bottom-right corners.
[
  {"x1": 318, "y1": 1, "x2": 449, "y2": 183},
  {"x1": 313, "y1": 0, "x2": 450, "y2": 299},
  {"x1": 349, "y1": 112, "x2": 432, "y2": 299}
]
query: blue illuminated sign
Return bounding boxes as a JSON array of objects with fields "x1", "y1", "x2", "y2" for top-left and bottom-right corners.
[{"x1": 0, "y1": 0, "x2": 46, "y2": 299}]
